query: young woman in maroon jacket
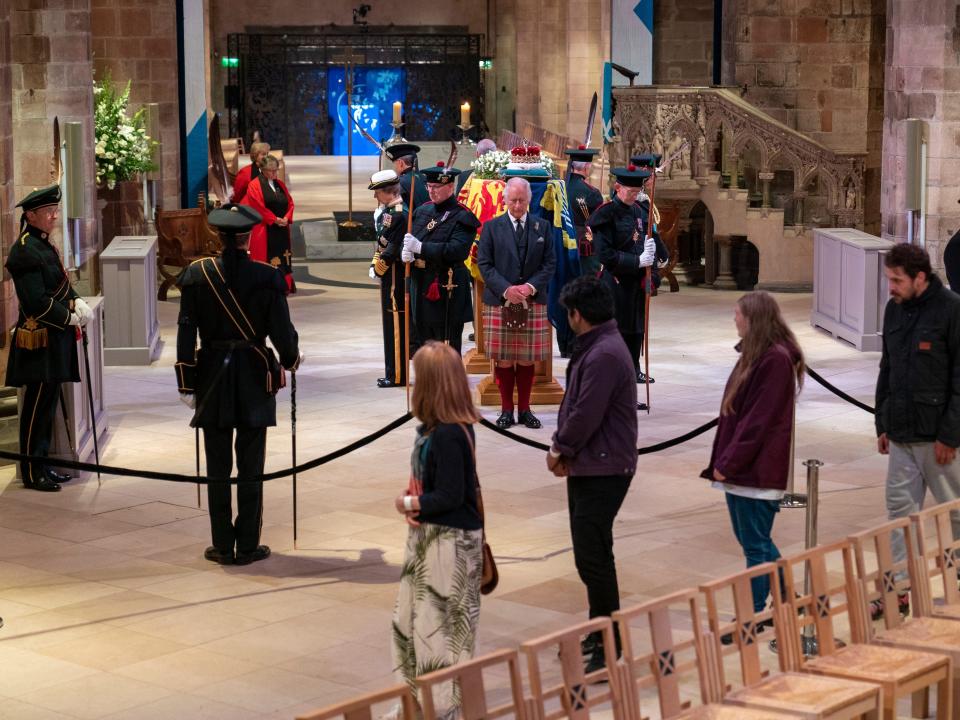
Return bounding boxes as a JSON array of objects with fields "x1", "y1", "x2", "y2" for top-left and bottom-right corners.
[{"x1": 702, "y1": 291, "x2": 805, "y2": 616}]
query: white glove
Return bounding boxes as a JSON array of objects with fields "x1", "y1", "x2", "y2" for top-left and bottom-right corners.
[
  {"x1": 74, "y1": 298, "x2": 93, "y2": 326},
  {"x1": 403, "y1": 233, "x2": 422, "y2": 255},
  {"x1": 644, "y1": 237, "x2": 656, "y2": 255},
  {"x1": 297, "y1": 351, "x2": 306, "y2": 367},
  {"x1": 401, "y1": 249, "x2": 415, "y2": 263},
  {"x1": 638, "y1": 238, "x2": 656, "y2": 267},
  {"x1": 369, "y1": 266, "x2": 377, "y2": 280},
  {"x1": 68, "y1": 312, "x2": 81, "y2": 327},
  {"x1": 179, "y1": 393, "x2": 196, "y2": 410}
]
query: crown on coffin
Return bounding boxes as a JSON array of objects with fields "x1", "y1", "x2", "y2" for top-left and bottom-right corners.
[{"x1": 510, "y1": 145, "x2": 543, "y2": 163}]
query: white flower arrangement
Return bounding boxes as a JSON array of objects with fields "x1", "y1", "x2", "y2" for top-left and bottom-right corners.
[
  {"x1": 93, "y1": 73, "x2": 156, "y2": 189},
  {"x1": 471, "y1": 149, "x2": 510, "y2": 179}
]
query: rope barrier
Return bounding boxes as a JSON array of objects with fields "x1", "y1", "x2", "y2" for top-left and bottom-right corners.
[
  {"x1": 804, "y1": 366, "x2": 876, "y2": 414},
  {"x1": 4, "y1": 365, "x2": 873, "y2": 485}
]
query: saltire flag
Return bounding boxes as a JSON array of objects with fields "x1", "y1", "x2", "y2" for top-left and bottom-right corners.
[
  {"x1": 602, "y1": 62, "x2": 614, "y2": 144},
  {"x1": 458, "y1": 176, "x2": 581, "y2": 353}
]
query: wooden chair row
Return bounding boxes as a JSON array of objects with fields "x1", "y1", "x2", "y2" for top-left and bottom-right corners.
[{"x1": 297, "y1": 499, "x2": 960, "y2": 720}]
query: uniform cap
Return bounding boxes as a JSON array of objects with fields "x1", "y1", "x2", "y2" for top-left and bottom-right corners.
[
  {"x1": 368, "y1": 169, "x2": 401, "y2": 190},
  {"x1": 16, "y1": 184, "x2": 61, "y2": 212},
  {"x1": 207, "y1": 204, "x2": 262, "y2": 235},
  {"x1": 383, "y1": 142, "x2": 421, "y2": 161},
  {"x1": 611, "y1": 166, "x2": 652, "y2": 188}
]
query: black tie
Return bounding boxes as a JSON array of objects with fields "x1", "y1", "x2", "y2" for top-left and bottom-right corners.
[{"x1": 515, "y1": 219, "x2": 523, "y2": 239}]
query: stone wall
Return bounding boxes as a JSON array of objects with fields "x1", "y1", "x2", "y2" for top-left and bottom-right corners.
[
  {"x1": 723, "y1": 0, "x2": 884, "y2": 232},
  {"x1": 653, "y1": 0, "x2": 714, "y2": 85},
  {"x1": 90, "y1": 0, "x2": 181, "y2": 211},
  {"x1": 880, "y1": 0, "x2": 960, "y2": 266},
  {"x1": 0, "y1": 0, "x2": 13, "y2": 352},
  {"x1": 11, "y1": 0, "x2": 99, "y2": 294}
]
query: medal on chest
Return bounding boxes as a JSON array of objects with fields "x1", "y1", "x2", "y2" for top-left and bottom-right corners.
[
  {"x1": 425, "y1": 210, "x2": 451, "y2": 233},
  {"x1": 632, "y1": 218, "x2": 642, "y2": 244},
  {"x1": 382, "y1": 213, "x2": 392, "y2": 228}
]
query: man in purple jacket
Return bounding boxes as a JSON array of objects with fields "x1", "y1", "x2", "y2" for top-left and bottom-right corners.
[{"x1": 546, "y1": 275, "x2": 638, "y2": 673}]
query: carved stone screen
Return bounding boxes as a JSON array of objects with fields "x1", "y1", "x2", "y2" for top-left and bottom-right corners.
[{"x1": 225, "y1": 31, "x2": 483, "y2": 155}]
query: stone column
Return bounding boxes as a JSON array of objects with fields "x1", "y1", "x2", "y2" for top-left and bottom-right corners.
[
  {"x1": 759, "y1": 171, "x2": 774, "y2": 208},
  {"x1": 0, "y1": 0, "x2": 14, "y2": 367},
  {"x1": 712, "y1": 235, "x2": 738, "y2": 290},
  {"x1": 793, "y1": 191, "x2": 807, "y2": 228}
]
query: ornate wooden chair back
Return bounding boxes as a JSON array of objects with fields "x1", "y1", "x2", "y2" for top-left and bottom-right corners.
[
  {"x1": 612, "y1": 588, "x2": 723, "y2": 720},
  {"x1": 848, "y1": 517, "x2": 927, "y2": 631},
  {"x1": 416, "y1": 648, "x2": 528, "y2": 720},
  {"x1": 519, "y1": 617, "x2": 625, "y2": 720},
  {"x1": 911, "y1": 498, "x2": 960, "y2": 613},
  {"x1": 295, "y1": 683, "x2": 416, "y2": 720}
]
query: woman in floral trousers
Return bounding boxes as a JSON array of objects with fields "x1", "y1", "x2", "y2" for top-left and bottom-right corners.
[{"x1": 392, "y1": 341, "x2": 483, "y2": 718}]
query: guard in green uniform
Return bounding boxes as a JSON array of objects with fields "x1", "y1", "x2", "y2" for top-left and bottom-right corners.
[
  {"x1": 367, "y1": 170, "x2": 410, "y2": 387},
  {"x1": 384, "y1": 142, "x2": 429, "y2": 213},
  {"x1": 6, "y1": 184, "x2": 88, "y2": 492},
  {"x1": 175, "y1": 204, "x2": 301, "y2": 566},
  {"x1": 565, "y1": 145, "x2": 604, "y2": 275},
  {"x1": 402, "y1": 163, "x2": 481, "y2": 354}
]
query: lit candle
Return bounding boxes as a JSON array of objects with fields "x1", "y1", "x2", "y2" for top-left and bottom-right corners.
[
  {"x1": 393, "y1": 101, "x2": 402, "y2": 125},
  {"x1": 460, "y1": 102, "x2": 470, "y2": 127}
]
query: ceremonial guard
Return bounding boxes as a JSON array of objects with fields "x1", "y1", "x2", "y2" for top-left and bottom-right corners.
[
  {"x1": 175, "y1": 205, "x2": 301, "y2": 566},
  {"x1": 629, "y1": 152, "x2": 670, "y2": 384},
  {"x1": 402, "y1": 163, "x2": 480, "y2": 353},
  {"x1": 368, "y1": 170, "x2": 410, "y2": 388},
  {"x1": 565, "y1": 145, "x2": 604, "y2": 275},
  {"x1": 384, "y1": 142, "x2": 429, "y2": 212},
  {"x1": 6, "y1": 184, "x2": 88, "y2": 492},
  {"x1": 587, "y1": 166, "x2": 657, "y2": 409}
]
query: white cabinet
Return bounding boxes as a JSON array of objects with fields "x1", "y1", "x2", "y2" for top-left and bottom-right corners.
[{"x1": 811, "y1": 228, "x2": 894, "y2": 351}]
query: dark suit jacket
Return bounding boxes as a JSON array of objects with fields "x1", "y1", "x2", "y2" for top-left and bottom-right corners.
[{"x1": 477, "y1": 212, "x2": 556, "y2": 306}]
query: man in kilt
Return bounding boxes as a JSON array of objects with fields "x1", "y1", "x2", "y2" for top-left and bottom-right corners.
[{"x1": 477, "y1": 177, "x2": 556, "y2": 429}]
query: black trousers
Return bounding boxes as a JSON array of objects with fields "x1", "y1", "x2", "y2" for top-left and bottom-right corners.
[
  {"x1": 203, "y1": 426, "x2": 267, "y2": 554},
  {"x1": 20, "y1": 382, "x2": 60, "y2": 484},
  {"x1": 417, "y1": 322, "x2": 464, "y2": 354},
  {"x1": 380, "y1": 272, "x2": 407, "y2": 385},
  {"x1": 567, "y1": 474, "x2": 632, "y2": 618},
  {"x1": 620, "y1": 331, "x2": 644, "y2": 372}
]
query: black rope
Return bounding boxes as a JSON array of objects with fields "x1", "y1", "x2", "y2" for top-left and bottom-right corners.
[
  {"x1": 804, "y1": 366, "x2": 875, "y2": 414},
  {"x1": 478, "y1": 416, "x2": 719, "y2": 455},
  {"x1": 5, "y1": 413, "x2": 414, "y2": 485}
]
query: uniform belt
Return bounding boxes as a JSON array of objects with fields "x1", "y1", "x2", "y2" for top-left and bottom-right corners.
[{"x1": 204, "y1": 339, "x2": 257, "y2": 350}]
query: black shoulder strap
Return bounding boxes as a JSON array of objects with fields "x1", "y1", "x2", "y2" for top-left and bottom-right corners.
[{"x1": 197, "y1": 258, "x2": 257, "y2": 340}]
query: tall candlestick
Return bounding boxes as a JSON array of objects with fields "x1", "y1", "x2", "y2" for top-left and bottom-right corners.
[
  {"x1": 460, "y1": 102, "x2": 470, "y2": 127},
  {"x1": 393, "y1": 101, "x2": 402, "y2": 125}
]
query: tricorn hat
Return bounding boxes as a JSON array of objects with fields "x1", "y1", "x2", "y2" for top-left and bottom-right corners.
[
  {"x1": 368, "y1": 169, "x2": 401, "y2": 190},
  {"x1": 16, "y1": 184, "x2": 62, "y2": 212},
  {"x1": 207, "y1": 204, "x2": 262, "y2": 237},
  {"x1": 383, "y1": 142, "x2": 421, "y2": 161}
]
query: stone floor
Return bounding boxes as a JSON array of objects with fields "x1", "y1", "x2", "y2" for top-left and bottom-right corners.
[{"x1": 0, "y1": 262, "x2": 908, "y2": 719}]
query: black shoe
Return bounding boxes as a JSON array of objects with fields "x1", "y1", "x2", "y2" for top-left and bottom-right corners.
[
  {"x1": 44, "y1": 468, "x2": 71, "y2": 483},
  {"x1": 517, "y1": 410, "x2": 541, "y2": 429},
  {"x1": 584, "y1": 645, "x2": 621, "y2": 677},
  {"x1": 24, "y1": 476, "x2": 61, "y2": 492},
  {"x1": 581, "y1": 631, "x2": 600, "y2": 656},
  {"x1": 721, "y1": 617, "x2": 773, "y2": 645},
  {"x1": 637, "y1": 402, "x2": 648, "y2": 411},
  {"x1": 377, "y1": 378, "x2": 398, "y2": 388},
  {"x1": 204, "y1": 546, "x2": 234, "y2": 565},
  {"x1": 235, "y1": 545, "x2": 271, "y2": 565},
  {"x1": 495, "y1": 411, "x2": 515, "y2": 429},
  {"x1": 636, "y1": 370, "x2": 655, "y2": 384}
]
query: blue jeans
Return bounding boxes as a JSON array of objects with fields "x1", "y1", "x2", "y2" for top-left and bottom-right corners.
[{"x1": 725, "y1": 493, "x2": 782, "y2": 612}]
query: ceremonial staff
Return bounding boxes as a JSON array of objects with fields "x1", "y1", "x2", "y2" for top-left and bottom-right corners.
[
  {"x1": 291, "y1": 370, "x2": 298, "y2": 547},
  {"x1": 195, "y1": 427, "x2": 201, "y2": 507},
  {"x1": 80, "y1": 329, "x2": 101, "y2": 485},
  {"x1": 404, "y1": 173, "x2": 416, "y2": 412}
]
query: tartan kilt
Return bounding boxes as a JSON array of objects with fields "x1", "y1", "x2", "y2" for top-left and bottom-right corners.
[{"x1": 482, "y1": 302, "x2": 551, "y2": 362}]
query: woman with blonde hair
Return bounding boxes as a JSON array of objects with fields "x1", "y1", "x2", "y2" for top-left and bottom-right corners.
[
  {"x1": 702, "y1": 291, "x2": 804, "y2": 621},
  {"x1": 391, "y1": 341, "x2": 483, "y2": 717},
  {"x1": 230, "y1": 141, "x2": 270, "y2": 204}
]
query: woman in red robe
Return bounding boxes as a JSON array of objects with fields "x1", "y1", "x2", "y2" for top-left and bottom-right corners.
[
  {"x1": 230, "y1": 141, "x2": 271, "y2": 204},
  {"x1": 244, "y1": 154, "x2": 296, "y2": 293}
]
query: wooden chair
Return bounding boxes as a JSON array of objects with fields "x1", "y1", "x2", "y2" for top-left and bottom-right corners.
[
  {"x1": 520, "y1": 616, "x2": 625, "y2": 720},
  {"x1": 850, "y1": 518, "x2": 960, "y2": 715},
  {"x1": 700, "y1": 562, "x2": 882, "y2": 719},
  {"x1": 295, "y1": 682, "x2": 416, "y2": 720},
  {"x1": 910, "y1": 498, "x2": 960, "y2": 619},
  {"x1": 155, "y1": 205, "x2": 221, "y2": 300},
  {"x1": 613, "y1": 588, "x2": 801, "y2": 720},
  {"x1": 778, "y1": 539, "x2": 952, "y2": 720},
  {"x1": 416, "y1": 648, "x2": 529, "y2": 720}
]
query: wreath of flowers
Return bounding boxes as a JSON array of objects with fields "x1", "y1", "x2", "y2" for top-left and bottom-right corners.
[{"x1": 93, "y1": 73, "x2": 157, "y2": 189}]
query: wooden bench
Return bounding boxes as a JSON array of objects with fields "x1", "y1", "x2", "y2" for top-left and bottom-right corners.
[{"x1": 155, "y1": 202, "x2": 221, "y2": 300}]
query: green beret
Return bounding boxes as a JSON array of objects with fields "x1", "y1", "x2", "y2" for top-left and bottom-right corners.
[{"x1": 16, "y1": 184, "x2": 61, "y2": 212}]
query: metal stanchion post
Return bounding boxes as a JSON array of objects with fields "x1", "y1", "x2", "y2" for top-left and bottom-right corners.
[{"x1": 800, "y1": 458, "x2": 823, "y2": 657}]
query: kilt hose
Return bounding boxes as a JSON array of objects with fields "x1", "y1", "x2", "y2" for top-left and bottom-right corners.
[{"x1": 482, "y1": 302, "x2": 551, "y2": 363}]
